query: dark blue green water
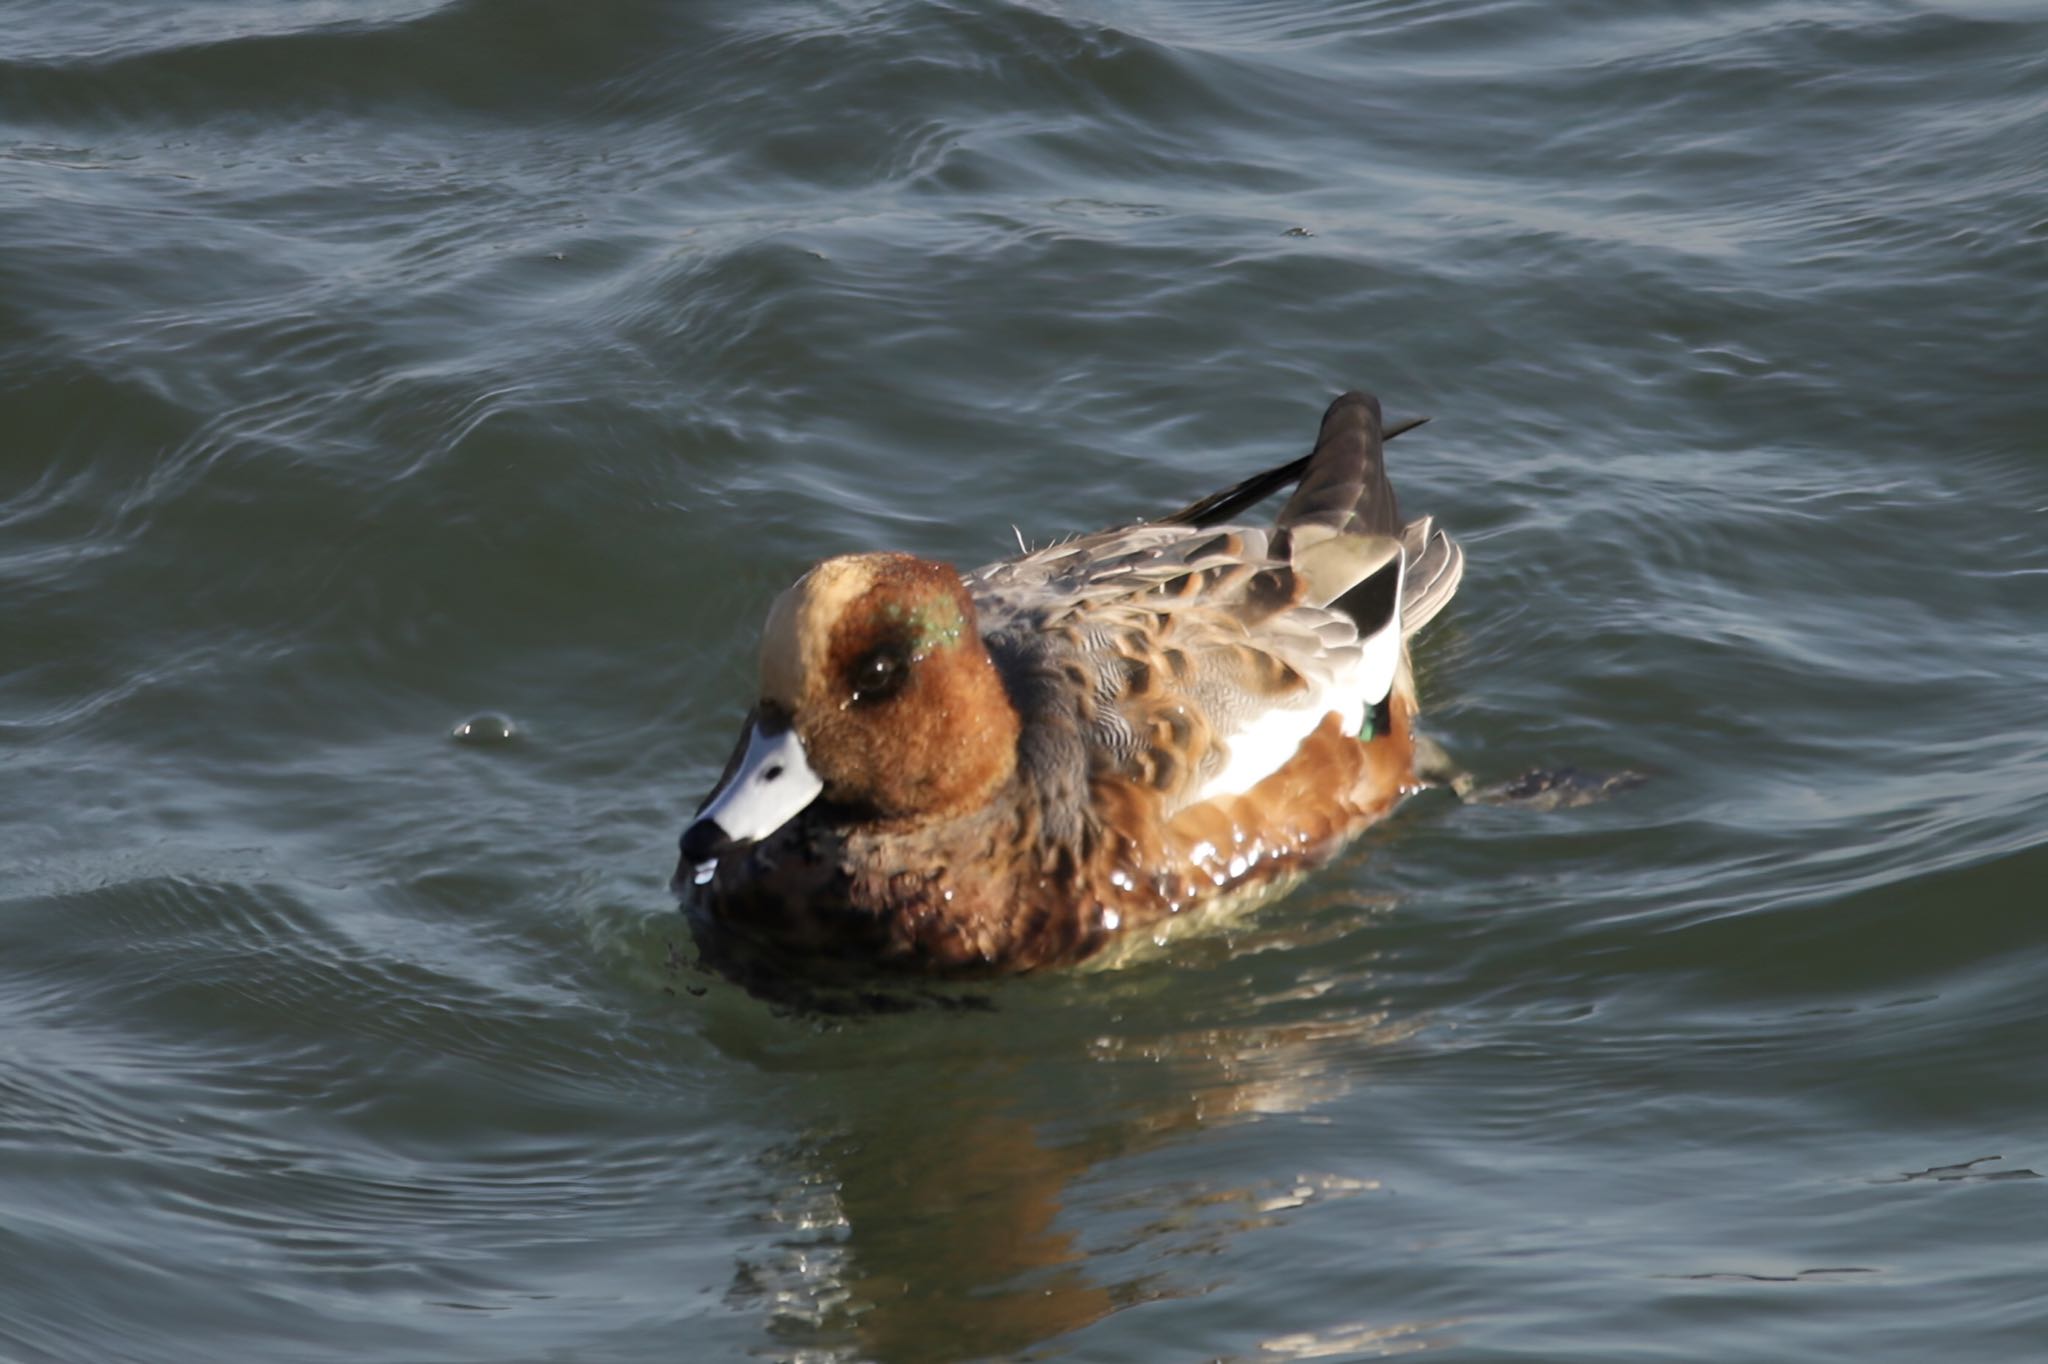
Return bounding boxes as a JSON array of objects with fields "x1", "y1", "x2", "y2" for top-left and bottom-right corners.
[{"x1": 4, "y1": 2, "x2": 2046, "y2": 1360}]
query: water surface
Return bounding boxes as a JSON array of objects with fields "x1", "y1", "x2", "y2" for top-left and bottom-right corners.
[{"x1": 3, "y1": 1, "x2": 2046, "y2": 1360}]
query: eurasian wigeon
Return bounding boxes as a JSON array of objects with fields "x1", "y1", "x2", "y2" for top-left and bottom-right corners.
[{"x1": 675, "y1": 390, "x2": 1464, "y2": 975}]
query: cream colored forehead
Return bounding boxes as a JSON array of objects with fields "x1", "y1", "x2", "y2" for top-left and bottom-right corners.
[{"x1": 759, "y1": 554, "x2": 886, "y2": 705}]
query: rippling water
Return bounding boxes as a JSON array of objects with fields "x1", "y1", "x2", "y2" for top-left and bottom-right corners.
[{"x1": 4, "y1": 2, "x2": 2046, "y2": 1360}]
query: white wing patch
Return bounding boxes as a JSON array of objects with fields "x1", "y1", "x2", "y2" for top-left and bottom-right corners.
[
  {"x1": 1191, "y1": 559, "x2": 1407, "y2": 803},
  {"x1": 1196, "y1": 683, "x2": 1367, "y2": 800}
]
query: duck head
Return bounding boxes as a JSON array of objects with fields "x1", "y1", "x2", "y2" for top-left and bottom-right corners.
[{"x1": 678, "y1": 552, "x2": 1021, "y2": 882}]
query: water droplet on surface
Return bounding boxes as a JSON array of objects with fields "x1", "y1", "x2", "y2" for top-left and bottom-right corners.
[{"x1": 451, "y1": 713, "x2": 516, "y2": 745}]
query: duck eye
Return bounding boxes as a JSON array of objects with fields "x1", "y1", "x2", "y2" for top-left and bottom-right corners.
[{"x1": 849, "y1": 645, "x2": 912, "y2": 705}]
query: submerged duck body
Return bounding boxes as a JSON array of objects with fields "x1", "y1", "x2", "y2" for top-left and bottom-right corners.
[{"x1": 675, "y1": 391, "x2": 1464, "y2": 976}]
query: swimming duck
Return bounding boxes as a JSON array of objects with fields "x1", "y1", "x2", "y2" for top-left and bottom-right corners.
[{"x1": 675, "y1": 391, "x2": 1463, "y2": 975}]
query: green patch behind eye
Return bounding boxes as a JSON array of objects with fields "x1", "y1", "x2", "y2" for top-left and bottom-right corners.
[{"x1": 882, "y1": 596, "x2": 965, "y2": 654}]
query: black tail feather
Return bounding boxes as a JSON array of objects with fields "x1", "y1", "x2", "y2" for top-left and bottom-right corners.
[
  {"x1": 1274, "y1": 391, "x2": 1399, "y2": 536},
  {"x1": 1161, "y1": 399, "x2": 1426, "y2": 530}
]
